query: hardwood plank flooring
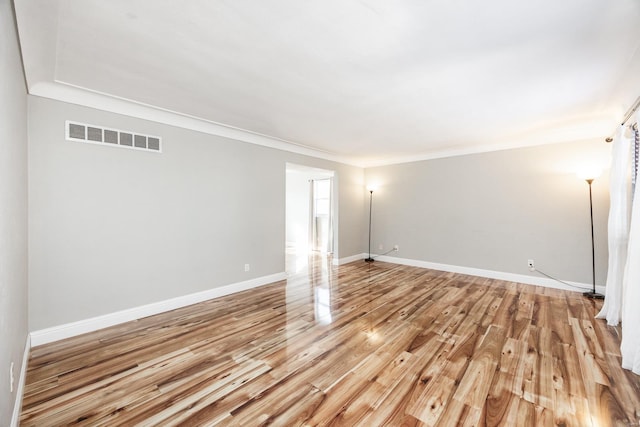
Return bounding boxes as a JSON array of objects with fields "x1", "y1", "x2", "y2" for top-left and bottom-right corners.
[{"x1": 20, "y1": 256, "x2": 640, "y2": 426}]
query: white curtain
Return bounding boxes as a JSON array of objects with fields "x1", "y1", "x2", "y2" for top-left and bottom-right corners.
[
  {"x1": 308, "y1": 180, "x2": 314, "y2": 252},
  {"x1": 309, "y1": 179, "x2": 333, "y2": 253},
  {"x1": 601, "y1": 111, "x2": 640, "y2": 375},
  {"x1": 327, "y1": 178, "x2": 334, "y2": 254},
  {"x1": 596, "y1": 126, "x2": 631, "y2": 325},
  {"x1": 621, "y1": 119, "x2": 640, "y2": 373}
]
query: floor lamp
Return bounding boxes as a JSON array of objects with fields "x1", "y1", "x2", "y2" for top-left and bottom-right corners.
[
  {"x1": 365, "y1": 187, "x2": 375, "y2": 262},
  {"x1": 581, "y1": 174, "x2": 604, "y2": 299}
]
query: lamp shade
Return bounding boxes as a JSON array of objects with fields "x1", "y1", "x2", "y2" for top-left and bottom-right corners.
[{"x1": 576, "y1": 167, "x2": 602, "y2": 181}]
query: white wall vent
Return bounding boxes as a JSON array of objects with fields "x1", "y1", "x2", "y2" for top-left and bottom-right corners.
[{"x1": 65, "y1": 121, "x2": 162, "y2": 153}]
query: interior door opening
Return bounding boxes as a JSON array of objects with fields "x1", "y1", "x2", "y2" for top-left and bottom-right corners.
[{"x1": 285, "y1": 163, "x2": 336, "y2": 273}]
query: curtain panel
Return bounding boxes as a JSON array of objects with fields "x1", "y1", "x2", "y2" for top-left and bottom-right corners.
[
  {"x1": 601, "y1": 111, "x2": 640, "y2": 375},
  {"x1": 597, "y1": 127, "x2": 631, "y2": 325}
]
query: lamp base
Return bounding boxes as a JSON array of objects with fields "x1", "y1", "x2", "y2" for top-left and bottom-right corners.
[
  {"x1": 583, "y1": 291, "x2": 604, "y2": 299},
  {"x1": 364, "y1": 258, "x2": 374, "y2": 263}
]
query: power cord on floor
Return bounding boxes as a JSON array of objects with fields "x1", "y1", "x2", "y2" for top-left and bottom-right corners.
[
  {"x1": 370, "y1": 248, "x2": 399, "y2": 260},
  {"x1": 532, "y1": 267, "x2": 592, "y2": 291},
  {"x1": 366, "y1": 251, "x2": 593, "y2": 291}
]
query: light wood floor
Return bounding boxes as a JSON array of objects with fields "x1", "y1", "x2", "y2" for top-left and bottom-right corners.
[{"x1": 20, "y1": 256, "x2": 640, "y2": 426}]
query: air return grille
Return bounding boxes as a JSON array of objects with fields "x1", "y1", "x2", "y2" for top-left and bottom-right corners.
[{"x1": 66, "y1": 121, "x2": 162, "y2": 153}]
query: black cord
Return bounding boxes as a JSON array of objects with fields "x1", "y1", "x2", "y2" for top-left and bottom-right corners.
[
  {"x1": 366, "y1": 252, "x2": 593, "y2": 291},
  {"x1": 371, "y1": 248, "x2": 398, "y2": 259},
  {"x1": 533, "y1": 268, "x2": 592, "y2": 291}
]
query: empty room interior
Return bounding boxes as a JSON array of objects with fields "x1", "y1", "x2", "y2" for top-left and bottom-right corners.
[{"x1": 3, "y1": 0, "x2": 640, "y2": 425}]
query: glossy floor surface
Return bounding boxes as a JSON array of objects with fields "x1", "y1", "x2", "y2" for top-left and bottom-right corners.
[{"x1": 20, "y1": 255, "x2": 640, "y2": 426}]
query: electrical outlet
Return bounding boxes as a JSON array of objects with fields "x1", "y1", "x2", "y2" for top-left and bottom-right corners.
[
  {"x1": 10, "y1": 362, "x2": 14, "y2": 393},
  {"x1": 378, "y1": 244, "x2": 383, "y2": 250},
  {"x1": 393, "y1": 245, "x2": 399, "y2": 251},
  {"x1": 244, "y1": 264, "x2": 250, "y2": 272},
  {"x1": 527, "y1": 259, "x2": 535, "y2": 271}
]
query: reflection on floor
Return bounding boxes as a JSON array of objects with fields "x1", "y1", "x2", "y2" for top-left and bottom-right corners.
[
  {"x1": 285, "y1": 246, "x2": 332, "y2": 275},
  {"x1": 20, "y1": 254, "x2": 640, "y2": 426}
]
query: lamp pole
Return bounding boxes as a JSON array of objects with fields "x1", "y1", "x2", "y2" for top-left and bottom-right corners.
[
  {"x1": 365, "y1": 190, "x2": 374, "y2": 262},
  {"x1": 583, "y1": 178, "x2": 604, "y2": 299}
]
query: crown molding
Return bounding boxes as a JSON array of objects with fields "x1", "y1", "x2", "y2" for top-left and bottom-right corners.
[
  {"x1": 29, "y1": 81, "x2": 362, "y2": 167},
  {"x1": 360, "y1": 129, "x2": 611, "y2": 168},
  {"x1": 28, "y1": 82, "x2": 612, "y2": 169}
]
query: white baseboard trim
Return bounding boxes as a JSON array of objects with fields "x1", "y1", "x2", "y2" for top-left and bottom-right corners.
[
  {"x1": 333, "y1": 253, "x2": 366, "y2": 265},
  {"x1": 10, "y1": 334, "x2": 30, "y2": 427},
  {"x1": 30, "y1": 272, "x2": 288, "y2": 347},
  {"x1": 374, "y1": 255, "x2": 604, "y2": 295}
]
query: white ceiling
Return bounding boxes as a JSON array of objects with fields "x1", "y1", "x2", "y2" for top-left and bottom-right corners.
[{"x1": 15, "y1": 0, "x2": 640, "y2": 166}]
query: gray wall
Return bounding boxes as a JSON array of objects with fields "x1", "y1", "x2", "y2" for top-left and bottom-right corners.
[
  {"x1": 365, "y1": 140, "x2": 611, "y2": 286},
  {"x1": 0, "y1": 0, "x2": 29, "y2": 423},
  {"x1": 28, "y1": 96, "x2": 365, "y2": 330}
]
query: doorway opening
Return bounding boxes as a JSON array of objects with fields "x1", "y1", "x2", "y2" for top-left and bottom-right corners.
[{"x1": 285, "y1": 163, "x2": 336, "y2": 273}]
